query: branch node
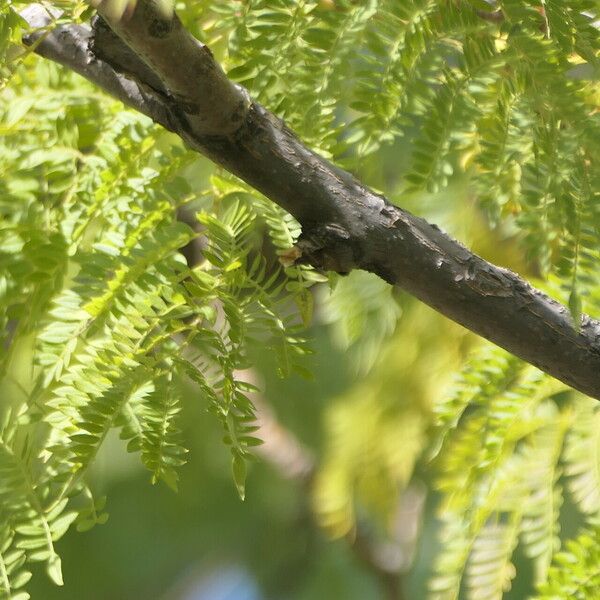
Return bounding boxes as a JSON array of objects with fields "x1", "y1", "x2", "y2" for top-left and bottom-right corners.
[{"x1": 296, "y1": 224, "x2": 355, "y2": 275}]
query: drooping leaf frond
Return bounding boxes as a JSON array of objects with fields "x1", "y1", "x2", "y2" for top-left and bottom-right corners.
[{"x1": 534, "y1": 525, "x2": 600, "y2": 599}]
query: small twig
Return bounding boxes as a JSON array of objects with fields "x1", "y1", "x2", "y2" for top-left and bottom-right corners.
[
  {"x1": 475, "y1": 9, "x2": 504, "y2": 24},
  {"x1": 252, "y1": 392, "x2": 315, "y2": 483}
]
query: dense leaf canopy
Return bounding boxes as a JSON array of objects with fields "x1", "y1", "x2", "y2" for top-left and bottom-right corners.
[{"x1": 2, "y1": 1, "x2": 600, "y2": 599}]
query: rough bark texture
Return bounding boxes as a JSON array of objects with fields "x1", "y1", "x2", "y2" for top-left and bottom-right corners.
[{"x1": 21, "y1": 4, "x2": 600, "y2": 400}]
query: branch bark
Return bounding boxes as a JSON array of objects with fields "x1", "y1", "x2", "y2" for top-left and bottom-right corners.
[{"x1": 21, "y1": 4, "x2": 600, "y2": 401}]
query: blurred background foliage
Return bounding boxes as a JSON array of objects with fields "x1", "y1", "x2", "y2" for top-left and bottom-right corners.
[{"x1": 2, "y1": 1, "x2": 600, "y2": 599}]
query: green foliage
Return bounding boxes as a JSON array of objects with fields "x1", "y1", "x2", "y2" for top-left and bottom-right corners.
[
  {"x1": 3, "y1": 1, "x2": 600, "y2": 598},
  {"x1": 534, "y1": 525, "x2": 600, "y2": 599},
  {"x1": 322, "y1": 270, "x2": 402, "y2": 374},
  {"x1": 430, "y1": 343, "x2": 600, "y2": 599},
  {"x1": 313, "y1": 299, "x2": 466, "y2": 540},
  {"x1": 0, "y1": 14, "x2": 313, "y2": 592}
]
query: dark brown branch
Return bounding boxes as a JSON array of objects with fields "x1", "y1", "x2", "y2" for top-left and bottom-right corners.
[
  {"x1": 20, "y1": 4, "x2": 600, "y2": 401},
  {"x1": 20, "y1": 5, "x2": 176, "y2": 129}
]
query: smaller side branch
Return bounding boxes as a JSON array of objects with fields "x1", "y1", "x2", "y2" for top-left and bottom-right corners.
[
  {"x1": 90, "y1": 0, "x2": 250, "y2": 135},
  {"x1": 252, "y1": 392, "x2": 315, "y2": 484},
  {"x1": 475, "y1": 9, "x2": 504, "y2": 23}
]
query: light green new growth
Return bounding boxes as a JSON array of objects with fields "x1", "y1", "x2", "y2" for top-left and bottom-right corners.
[{"x1": 1, "y1": 0, "x2": 600, "y2": 597}]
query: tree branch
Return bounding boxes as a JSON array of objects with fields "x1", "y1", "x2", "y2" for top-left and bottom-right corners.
[{"x1": 20, "y1": 4, "x2": 600, "y2": 401}]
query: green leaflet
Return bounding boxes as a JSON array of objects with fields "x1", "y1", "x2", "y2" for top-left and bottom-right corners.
[{"x1": 534, "y1": 525, "x2": 600, "y2": 599}]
